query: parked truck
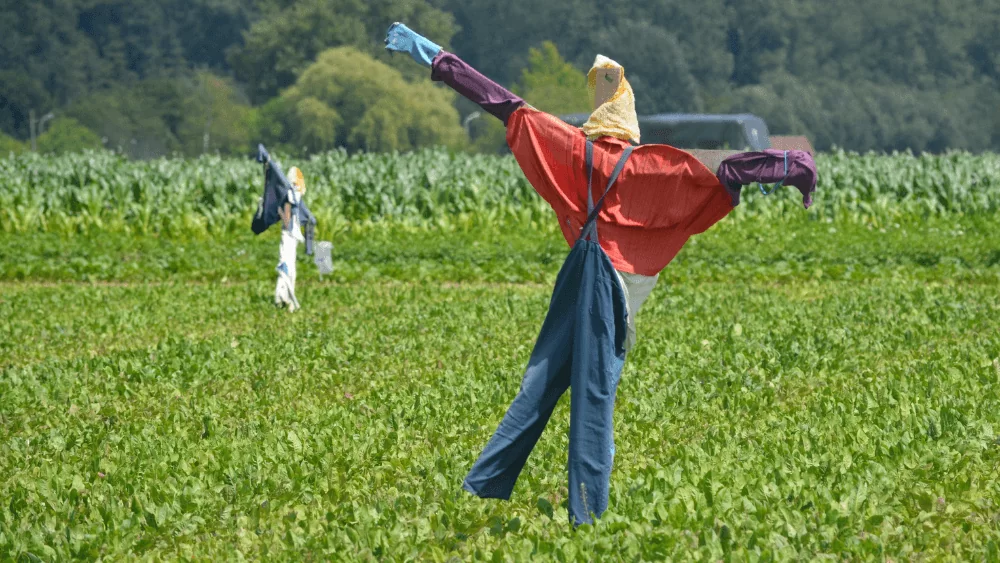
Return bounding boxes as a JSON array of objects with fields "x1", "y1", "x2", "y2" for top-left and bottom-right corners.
[{"x1": 558, "y1": 113, "x2": 772, "y2": 151}]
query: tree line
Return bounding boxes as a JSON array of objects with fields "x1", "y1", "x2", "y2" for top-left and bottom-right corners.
[{"x1": 1, "y1": 0, "x2": 997, "y2": 157}]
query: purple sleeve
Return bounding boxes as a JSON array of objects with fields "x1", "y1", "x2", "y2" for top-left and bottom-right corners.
[
  {"x1": 716, "y1": 149, "x2": 817, "y2": 208},
  {"x1": 430, "y1": 51, "x2": 526, "y2": 126}
]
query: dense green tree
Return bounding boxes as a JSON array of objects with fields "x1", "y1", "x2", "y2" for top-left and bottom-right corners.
[
  {"x1": 173, "y1": 1, "x2": 257, "y2": 70},
  {"x1": 514, "y1": 42, "x2": 591, "y2": 115},
  {"x1": 36, "y1": 117, "x2": 104, "y2": 154},
  {"x1": 228, "y1": 0, "x2": 457, "y2": 103},
  {"x1": 0, "y1": 132, "x2": 26, "y2": 157},
  {"x1": 74, "y1": 1, "x2": 183, "y2": 82},
  {"x1": 65, "y1": 79, "x2": 186, "y2": 158},
  {"x1": 71, "y1": 0, "x2": 255, "y2": 78},
  {"x1": 0, "y1": 0, "x2": 254, "y2": 145},
  {"x1": 65, "y1": 73, "x2": 255, "y2": 158},
  {"x1": 633, "y1": 0, "x2": 733, "y2": 95},
  {"x1": 228, "y1": 0, "x2": 368, "y2": 105},
  {"x1": 176, "y1": 72, "x2": 256, "y2": 156},
  {"x1": 0, "y1": 73, "x2": 53, "y2": 141},
  {"x1": 436, "y1": 0, "x2": 599, "y2": 87},
  {"x1": 260, "y1": 47, "x2": 466, "y2": 153},
  {"x1": 0, "y1": 0, "x2": 96, "y2": 138}
]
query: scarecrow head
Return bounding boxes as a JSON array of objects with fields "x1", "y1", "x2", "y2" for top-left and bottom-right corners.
[
  {"x1": 582, "y1": 55, "x2": 640, "y2": 144},
  {"x1": 287, "y1": 166, "x2": 306, "y2": 196}
]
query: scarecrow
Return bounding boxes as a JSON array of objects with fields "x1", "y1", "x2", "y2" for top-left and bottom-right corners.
[
  {"x1": 252, "y1": 144, "x2": 317, "y2": 312},
  {"x1": 386, "y1": 23, "x2": 817, "y2": 525}
]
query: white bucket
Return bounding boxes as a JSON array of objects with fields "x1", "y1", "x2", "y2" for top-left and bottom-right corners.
[{"x1": 314, "y1": 241, "x2": 333, "y2": 276}]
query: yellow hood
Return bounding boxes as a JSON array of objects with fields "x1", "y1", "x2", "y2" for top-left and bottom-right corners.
[{"x1": 581, "y1": 55, "x2": 640, "y2": 144}]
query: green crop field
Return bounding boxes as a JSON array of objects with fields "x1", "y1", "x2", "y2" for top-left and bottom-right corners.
[{"x1": 1, "y1": 150, "x2": 999, "y2": 561}]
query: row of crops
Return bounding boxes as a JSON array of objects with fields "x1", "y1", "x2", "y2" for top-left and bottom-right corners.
[{"x1": 1, "y1": 149, "x2": 998, "y2": 235}]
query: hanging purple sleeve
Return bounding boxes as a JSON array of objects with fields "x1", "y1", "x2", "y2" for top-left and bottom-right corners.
[{"x1": 716, "y1": 149, "x2": 818, "y2": 208}]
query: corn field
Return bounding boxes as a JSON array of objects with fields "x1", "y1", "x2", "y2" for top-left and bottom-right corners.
[{"x1": 2, "y1": 149, "x2": 998, "y2": 236}]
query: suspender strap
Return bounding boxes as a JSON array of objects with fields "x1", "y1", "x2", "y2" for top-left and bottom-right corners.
[
  {"x1": 586, "y1": 140, "x2": 594, "y2": 214},
  {"x1": 580, "y1": 140, "x2": 634, "y2": 242}
]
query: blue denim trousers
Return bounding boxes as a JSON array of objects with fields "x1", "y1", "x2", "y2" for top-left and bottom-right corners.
[{"x1": 462, "y1": 236, "x2": 629, "y2": 525}]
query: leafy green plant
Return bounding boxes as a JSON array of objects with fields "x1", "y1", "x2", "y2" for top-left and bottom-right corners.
[{"x1": 1, "y1": 150, "x2": 998, "y2": 238}]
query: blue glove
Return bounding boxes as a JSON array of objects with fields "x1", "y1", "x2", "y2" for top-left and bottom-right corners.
[{"x1": 384, "y1": 22, "x2": 441, "y2": 68}]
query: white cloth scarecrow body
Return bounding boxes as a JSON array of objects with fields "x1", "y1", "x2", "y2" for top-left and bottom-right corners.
[
  {"x1": 274, "y1": 169, "x2": 307, "y2": 312},
  {"x1": 274, "y1": 192, "x2": 301, "y2": 309}
]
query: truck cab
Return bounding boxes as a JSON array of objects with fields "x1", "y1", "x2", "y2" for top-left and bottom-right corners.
[{"x1": 558, "y1": 113, "x2": 771, "y2": 151}]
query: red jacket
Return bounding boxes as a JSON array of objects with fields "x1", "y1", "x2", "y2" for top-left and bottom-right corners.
[{"x1": 507, "y1": 107, "x2": 734, "y2": 276}]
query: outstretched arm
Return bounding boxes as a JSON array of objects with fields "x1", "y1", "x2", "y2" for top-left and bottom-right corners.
[
  {"x1": 716, "y1": 149, "x2": 817, "y2": 209},
  {"x1": 257, "y1": 144, "x2": 294, "y2": 199},
  {"x1": 385, "y1": 23, "x2": 526, "y2": 125}
]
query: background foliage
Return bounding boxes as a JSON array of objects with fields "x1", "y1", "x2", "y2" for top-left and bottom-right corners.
[
  {"x1": 1, "y1": 0, "x2": 998, "y2": 156},
  {"x1": 258, "y1": 47, "x2": 467, "y2": 154}
]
